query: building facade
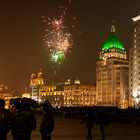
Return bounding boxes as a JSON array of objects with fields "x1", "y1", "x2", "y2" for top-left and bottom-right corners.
[
  {"x1": 96, "y1": 25, "x2": 129, "y2": 106},
  {"x1": 30, "y1": 71, "x2": 44, "y2": 102},
  {"x1": 64, "y1": 79, "x2": 96, "y2": 107},
  {"x1": 39, "y1": 79, "x2": 96, "y2": 107},
  {"x1": 40, "y1": 85, "x2": 64, "y2": 107},
  {"x1": 130, "y1": 15, "x2": 140, "y2": 107},
  {"x1": 29, "y1": 70, "x2": 96, "y2": 107}
]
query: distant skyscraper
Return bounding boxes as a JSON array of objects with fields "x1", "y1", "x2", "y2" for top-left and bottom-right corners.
[
  {"x1": 130, "y1": 15, "x2": 140, "y2": 107},
  {"x1": 96, "y1": 25, "x2": 129, "y2": 106}
]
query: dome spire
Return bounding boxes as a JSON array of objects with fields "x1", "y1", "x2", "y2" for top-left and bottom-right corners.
[
  {"x1": 111, "y1": 25, "x2": 115, "y2": 33},
  {"x1": 102, "y1": 23, "x2": 125, "y2": 51},
  {"x1": 111, "y1": 19, "x2": 116, "y2": 33}
]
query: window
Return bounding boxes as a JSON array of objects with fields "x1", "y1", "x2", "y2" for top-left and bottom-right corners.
[{"x1": 116, "y1": 91, "x2": 120, "y2": 95}]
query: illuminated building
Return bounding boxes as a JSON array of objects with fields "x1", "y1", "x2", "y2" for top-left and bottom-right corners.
[
  {"x1": 130, "y1": 15, "x2": 140, "y2": 107},
  {"x1": 22, "y1": 88, "x2": 30, "y2": 98},
  {"x1": 119, "y1": 99, "x2": 129, "y2": 109},
  {"x1": 0, "y1": 84, "x2": 13, "y2": 108},
  {"x1": 29, "y1": 70, "x2": 64, "y2": 106},
  {"x1": 30, "y1": 70, "x2": 44, "y2": 102},
  {"x1": 39, "y1": 79, "x2": 95, "y2": 107},
  {"x1": 96, "y1": 25, "x2": 129, "y2": 106},
  {"x1": 64, "y1": 79, "x2": 96, "y2": 107},
  {"x1": 40, "y1": 85, "x2": 64, "y2": 107},
  {"x1": 29, "y1": 70, "x2": 96, "y2": 106},
  {"x1": 30, "y1": 75, "x2": 96, "y2": 107}
]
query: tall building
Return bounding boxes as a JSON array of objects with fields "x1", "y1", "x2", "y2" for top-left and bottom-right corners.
[
  {"x1": 30, "y1": 70, "x2": 44, "y2": 102},
  {"x1": 130, "y1": 15, "x2": 140, "y2": 107},
  {"x1": 96, "y1": 25, "x2": 129, "y2": 106}
]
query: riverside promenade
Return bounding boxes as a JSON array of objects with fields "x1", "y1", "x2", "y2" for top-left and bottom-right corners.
[{"x1": 7, "y1": 115, "x2": 140, "y2": 140}]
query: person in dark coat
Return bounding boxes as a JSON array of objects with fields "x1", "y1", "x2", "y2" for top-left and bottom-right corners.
[
  {"x1": 11, "y1": 100, "x2": 21, "y2": 140},
  {"x1": 82, "y1": 110, "x2": 95, "y2": 140},
  {"x1": 96, "y1": 109, "x2": 109, "y2": 140},
  {"x1": 40, "y1": 101, "x2": 54, "y2": 140},
  {"x1": 0, "y1": 99, "x2": 11, "y2": 140},
  {"x1": 11, "y1": 101, "x2": 36, "y2": 140}
]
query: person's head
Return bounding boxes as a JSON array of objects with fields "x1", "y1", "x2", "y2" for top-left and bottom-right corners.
[
  {"x1": 21, "y1": 102, "x2": 31, "y2": 111},
  {"x1": 0, "y1": 99, "x2": 5, "y2": 108},
  {"x1": 42, "y1": 100, "x2": 52, "y2": 112},
  {"x1": 13, "y1": 100, "x2": 21, "y2": 110}
]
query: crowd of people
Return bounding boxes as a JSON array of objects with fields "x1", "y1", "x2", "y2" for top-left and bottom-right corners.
[
  {"x1": 0, "y1": 99, "x2": 54, "y2": 140},
  {"x1": 0, "y1": 98, "x2": 109, "y2": 140}
]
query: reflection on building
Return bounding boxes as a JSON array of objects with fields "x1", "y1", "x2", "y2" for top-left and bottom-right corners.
[{"x1": 96, "y1": 25, "x2": 129, "y2": 106}]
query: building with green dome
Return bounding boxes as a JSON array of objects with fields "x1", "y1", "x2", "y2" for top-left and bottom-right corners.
[
  {"x1": 102, "y1": 27, "x2": 125, "y2": 51},
  {"x1": 96, "y1": 25, "x2": 129, "y2": 106}
]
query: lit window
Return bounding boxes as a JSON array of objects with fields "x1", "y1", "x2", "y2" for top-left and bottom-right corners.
[{"x1": 135, "y1": 29, "x2": 137, "y2": 32}]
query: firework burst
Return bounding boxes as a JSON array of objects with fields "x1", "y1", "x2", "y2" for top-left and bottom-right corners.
[{"x1": 42, "y1": 1, "x2": 73, "y2": 64}]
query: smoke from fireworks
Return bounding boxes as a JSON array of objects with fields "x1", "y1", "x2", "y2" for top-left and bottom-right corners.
[{"x1": 42, "y1": 0, "x2": 73, "y2": 64}]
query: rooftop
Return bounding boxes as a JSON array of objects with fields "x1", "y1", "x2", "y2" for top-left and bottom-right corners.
[{"x1": 102, "y1": 26, "x2": 125, "y2": 51}]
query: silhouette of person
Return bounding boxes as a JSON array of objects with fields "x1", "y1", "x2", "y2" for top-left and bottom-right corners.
[
  {"x1": 82, "y1": 110, "x2": 95, "y2": 140},
  {"x1": 10, "y1": 100, "x2": 21, "y2": 114},
  {"x1": 11, "y1": 100, "x2": 21, "y2": 140},
  {"x1": 40, "y1": 101, "x2": 54, "y2": 140},
  {"x1": 96, "y1": 109, "x2": 109, "y2": 140},
  {"x1": 11, "y1": 101, "x2": 36, "y2": 140},
  {"x1": 0, "y1": 99, "x2": 11, "y2": 140}
]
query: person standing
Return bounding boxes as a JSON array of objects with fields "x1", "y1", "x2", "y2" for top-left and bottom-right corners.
[
  {"x1": 82, "y1": 110, "x2": 95, "y2": 140},
  {"x1": 40, "y1": 101, "x2": 54, "y2": 140},
  {"x1": 11, "y1": 100, "x2": 21, "y2": 140},
  {"x1": 11, "y1": 101, "x2": 36, "y2": 140},
  {"x1": 0, "y1": 99, "x2": 11, "y2": 140},
  {"x1": 96, "y1": 109, "x2": 109, "y2": 140}
]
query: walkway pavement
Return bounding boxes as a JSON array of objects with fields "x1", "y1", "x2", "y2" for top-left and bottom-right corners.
[{"x1": 7, "y1": 116, "x2": 140, "y2": 140}]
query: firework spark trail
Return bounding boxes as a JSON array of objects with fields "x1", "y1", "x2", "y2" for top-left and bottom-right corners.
[{"x1": 43, "y1": 0, "x2": 73, "y2": 64}]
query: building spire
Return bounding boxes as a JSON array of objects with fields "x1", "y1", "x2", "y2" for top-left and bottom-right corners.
[
  {"x1": 111, "y1": 25, "x2": 115, "y2": 33},
  {"x1": 111, "y1": 19, "x2": 116, "y2": 33}
]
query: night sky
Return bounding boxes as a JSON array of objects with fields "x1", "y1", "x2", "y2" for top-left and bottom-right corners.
[{"x1": 0, "y1": 0, "x2": 140, "y2": 91}]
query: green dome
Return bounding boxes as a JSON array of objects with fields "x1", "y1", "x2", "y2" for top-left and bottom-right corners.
[{"x1": 102, "y1": 28, "x2": 125, "y2": 51}]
